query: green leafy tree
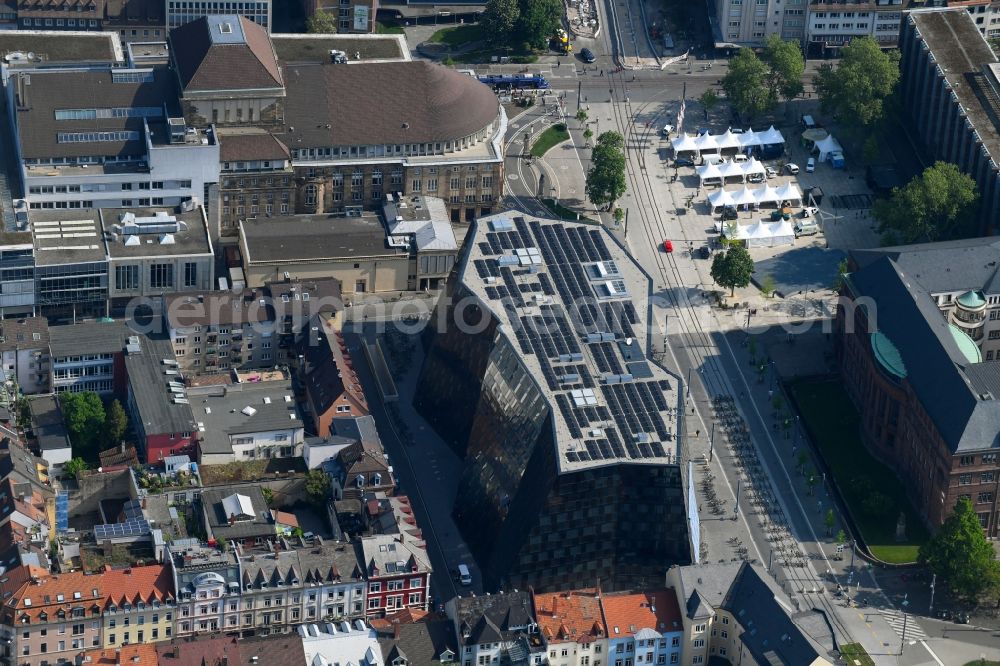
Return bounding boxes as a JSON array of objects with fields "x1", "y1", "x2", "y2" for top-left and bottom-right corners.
[
  {"x1": 833, "y1": 257, "x2": 849, "y2": 291},
  {"x1": 516, "y1": 0, "x2": 561, "y2": 51},
  {"x1": 104, "y1": 399, "x2": 128, "y2": 445},
  {"x1": 824, "y1": 509, "x2": 836, "y2": 536},
  {"x1": 760, "y1": 274, "x2": 776, "y2": 298},
  {"x1": 814, "y1": 37, "x2": 899, "y2": 127},
  {"x1": 835, "y1": 529, "x2": 847, "y2": 546},
  {"x1": 482, "y1": 0, "x2": 520, "y2": 46},
  {"x1": 709, "y1": 244, "x2": 754, "y2": 296},
  {"x1": 699, "y1": 89, "x2": 720, "y2": 117},
  {"x1": 63, "y1": 457, "x2": 89, "y2": 480},
  {"x1": 58, "y1": 392, "x2": 105, "y2": 456},
  {"x1": 261, "y1": 487, "x2": 274, "y2": 505},
  {"x1": 586, "y1": 131, "x2": 627, "y2": 211},
  {"x1": 305, "y1": 10, "x2": 338, "y2": 34},
  {"x1": 762, "y1": 36, "x2": 804, "y2": 104},
  {"x1": 583, "y1": 128, "x2": 594, "y2": 145},
  {"x1": 216, "y1": 536, "x2": 228, "y2": 552},
  {"x1": 721, "y1": 49, "x2": 776, "y2": 119},
  {"x1": 304, "y1": 470, "x2": 332, "y2": 507},
  {"x1": 874, "y1": 161, "x2": 979, "y2": 244},
  {"x1": 920, "y1": 497, "x2": 1000, "y2": 602},
  {"x1": 575, "y1": 109, "x2": 589, "y2": 124}
]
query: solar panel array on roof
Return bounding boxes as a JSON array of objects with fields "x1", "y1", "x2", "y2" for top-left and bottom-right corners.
[
  {"x1": 473, "y1": 216, "x2": 675, "y2": 466},
  {"x1": 94, "y1": 518, "x2": 151, "y2": 541}
]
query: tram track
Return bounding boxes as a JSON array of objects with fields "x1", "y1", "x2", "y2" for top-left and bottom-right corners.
[{"x1": 601, "y1": 71, "x2": 854, "y2": 642}]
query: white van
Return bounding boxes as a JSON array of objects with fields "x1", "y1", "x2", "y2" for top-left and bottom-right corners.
[
  {"x1": 732, "y1": 153, "x2": 749, "y2": 163},
  {"x1": 702, "y1": 154, "x2": 724, "y2": 166},
  {"x1": 458, "y1": 564, "x2": 472, "y2": 586},
  {"x1": 794, "y1": 220, "x2": 820, "y2": 237}
]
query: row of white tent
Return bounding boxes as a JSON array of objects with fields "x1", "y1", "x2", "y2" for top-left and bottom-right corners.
[
  {"x1": 706, "y1": 182, "x2": 804, "y2": 210},
  {"x1": 723, "y1": 220, "x2": 795, "y2": 248},
  {"x1": 696, "y1": 157, "x2": 766, "y2": 184},
  {"x1": 672, "y1": 126, "x2": 786, "y2": 154}
]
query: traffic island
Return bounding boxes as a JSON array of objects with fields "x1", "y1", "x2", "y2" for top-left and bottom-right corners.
[{"x1": 788, "y1": 378, "x2": 928, "y2": 564}]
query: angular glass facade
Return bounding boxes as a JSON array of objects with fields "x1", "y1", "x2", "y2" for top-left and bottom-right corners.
[{"x1": 417, "y1": 281, "x2": 691, "y2": 593}]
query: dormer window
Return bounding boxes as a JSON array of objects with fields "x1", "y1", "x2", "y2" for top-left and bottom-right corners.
[
  {"x1": 393, "y1": 658, "x2": 407, "y2": 666},
  {"x1": 356, "y1": 474, "x2": 365, "y2": 488},
  {"x1": 373, "y1": 473, "x2": 382, "y2": 486}
]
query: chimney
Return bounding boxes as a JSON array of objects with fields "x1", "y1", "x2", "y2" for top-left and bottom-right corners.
[
  {"x1": 115, "y1": 650, "x2": 121, "y2": 666},
  {"x1": 394, "y1": 621, "x2": 401, "y2": 639}
]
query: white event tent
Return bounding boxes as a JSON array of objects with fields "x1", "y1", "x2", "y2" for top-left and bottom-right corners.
[
  {"x1": 704, "y1": 182, "x2": 803, "y2": 209},
  {"x1": 814, "y1": 134, "x2": 844, "y2": 161},
  {"x1": 672, "y1": 126, "x2": 786, "y2": 156},
  {"x1": 723, "y1": 219, "x2": 795, "y2": 248}
]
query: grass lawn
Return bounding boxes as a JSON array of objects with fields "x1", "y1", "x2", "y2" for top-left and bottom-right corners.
[
  {"x1": 789, "y1": 379, "x2": 928, "y2": 563},
  {"x1": 375, "y1": 22, "x2": 404, "y2": 34},
  {"x1": 964, "y1": 662, "x2": 1000, "y2": 666},
  {"x1": 531, "y1": 124, "x2": 570, "y2": 157},
  {"x1": 839, "y1": 643, "x2": 876, "y2": 666},
  {"x1": 541, "y1": 198, "x2": 596, "y2": 223},
  {"x1": 428, "y1": 24, "x2": 484, "y2": 48}
]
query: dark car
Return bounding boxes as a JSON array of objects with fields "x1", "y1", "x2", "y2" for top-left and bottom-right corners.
[
  {"x1": 721, "y1": 205, "x2": 738, "y2": 220},
  {"x1": 580, "y1": 48, "x2": 596, "y2": 63},
  {"x1": 675, "y1": 157, "x2": 695, "y2": 168},
  {"x1": 699, "y1": 245, "x2": 711, "y2": 259}
]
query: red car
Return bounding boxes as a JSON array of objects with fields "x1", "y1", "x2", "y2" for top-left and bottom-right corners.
[{"x1": 663, "y1": 239, "x2": 674, "y2": 253}]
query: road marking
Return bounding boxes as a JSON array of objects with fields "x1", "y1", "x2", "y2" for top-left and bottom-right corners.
[
  {"x1": 507, "y1": 174, "x2": 520, "y2": 181},
  {"x1": 918, "y1": 640, "x2": 945, "y2": 665},
  {"x1": 877, "y1": 608, "x2": 928, "y2": 642}
]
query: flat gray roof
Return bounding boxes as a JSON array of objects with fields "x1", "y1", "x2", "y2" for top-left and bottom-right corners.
[
  {"x1": 103, "y1": 206, "x2": 213, "y2": 259},
  {"x1": 461, "y1": 212, "x2": 680, "y2": 473},
  {"x1": 48, "y1": 320, "x2": 131, "y2": 357},
  {"x1": 240, "y1": 214, "x2": 405, "y2": 264},
  {"x1": 188, "y1": 379, "x2": 303, "y2": 455},
  {"x1": 910, "y1": 10, "x2": 1000, "y2": 169},
  {"x1": 29, "y1": 209, "x2": 106, "y2": 266},
  {"x1": 123, "y1": 334, "x2": 198, "y2": 437}
]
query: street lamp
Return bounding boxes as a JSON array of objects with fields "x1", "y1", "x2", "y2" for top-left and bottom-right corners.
[{"x1": 899, "y1": 596, "x2": 909, "y2": 655}]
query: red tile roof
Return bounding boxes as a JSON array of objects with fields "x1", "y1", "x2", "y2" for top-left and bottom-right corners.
[
  {"x1": 599, "y1": 589, "x2": 682, "y2": 637},
  {"x1": 170, "y1": 15, "x2": 283, "y2": 92},
  {"x1": 370, "y1": 606, "x2": 430, "y2": 630},
  {"x1": 534, "y1": 588, "x2": 606, "y2": 644},
  {"x1": 83, "y1": 644, "x2": 159, "y2": 666},
  {"x1": 156, "y1": 635, "x2": 241, "y2": 665},
  {"x1": 0, "y1": 563, "x2": 172, "y2": 624}
]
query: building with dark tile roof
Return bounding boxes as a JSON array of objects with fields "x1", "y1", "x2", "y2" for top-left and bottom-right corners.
[
  {"x1": 447, "y1": 591, "x2": 539, "y2": 666},
  {"x1": 377, "y1": 617, "x2": 458, "y2": 666},
  {"x1": 297, "y1": 319, "x2": 369, "y2": 437},
  {"x1": 839, "y1": 239, "x2": 1000, "y2": 535},
  {"x1": 666, "y1": 563, "x2": 833, "y2": 666}
]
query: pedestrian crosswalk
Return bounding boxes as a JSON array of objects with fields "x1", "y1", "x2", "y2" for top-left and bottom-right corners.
[{"x1": 877, "y1": 608, "x2": 929, "y2": 642}]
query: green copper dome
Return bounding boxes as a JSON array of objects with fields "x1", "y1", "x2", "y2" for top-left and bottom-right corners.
[
  {"x1": 957, "y1": 290, "x2": 987, "y2": 309},
  {"x1": 948, "y1": 324, "x2": 983, "y2": 364},
  {"x1": 871, "y1": 332, "x2": 907, "y2": 379}
]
